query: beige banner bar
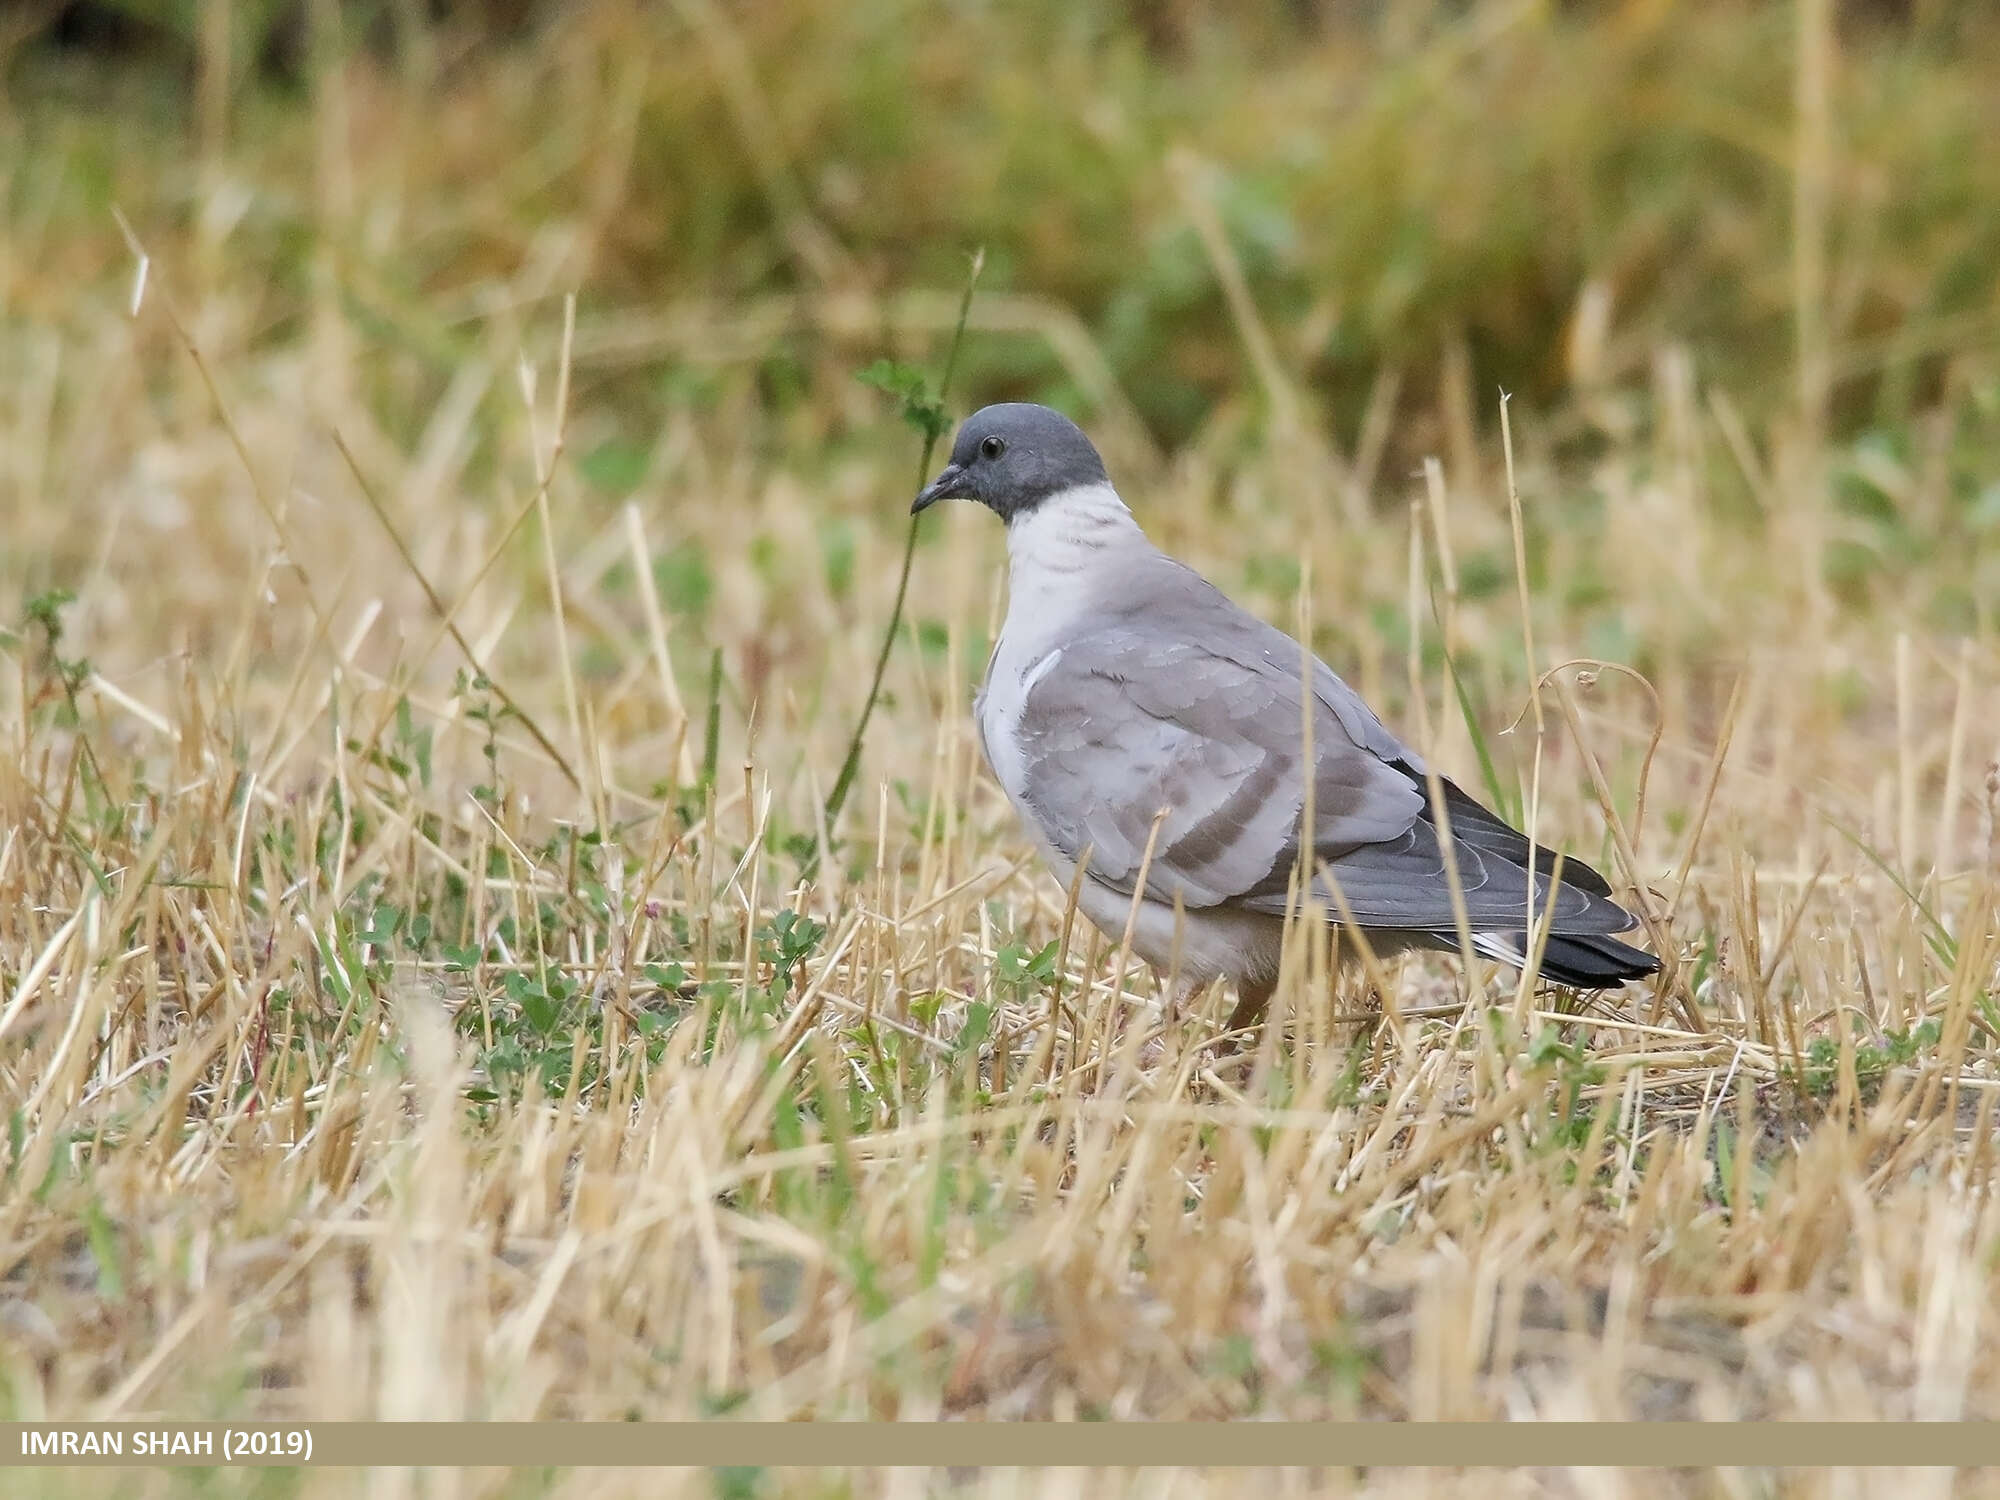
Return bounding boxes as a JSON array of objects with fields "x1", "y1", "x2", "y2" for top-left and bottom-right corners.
[{"x1": 3, "y1": 1423, "x2": 1993, "y2": 1468}]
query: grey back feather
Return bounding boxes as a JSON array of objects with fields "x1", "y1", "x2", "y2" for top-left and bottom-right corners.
[{"x1": 1008, "y1": 552, "x2": 1638, "y2": 938}]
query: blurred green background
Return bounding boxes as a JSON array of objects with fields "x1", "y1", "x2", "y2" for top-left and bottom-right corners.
[
  {"x1": 6, "y1": 0, "x2": 2000, "y2": 674},
  {"x1": 10, "y1": 0, "x2": 1997, "y2": 445}
]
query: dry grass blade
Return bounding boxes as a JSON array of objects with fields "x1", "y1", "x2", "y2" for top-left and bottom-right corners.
[{"x1": 332, "y1": 430, "x2": 581, "y2": 791}]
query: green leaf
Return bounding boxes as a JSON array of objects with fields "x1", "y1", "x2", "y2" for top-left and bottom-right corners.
[
  {"x1": 959, "y1": 1000, "x2": 993, "y2": 1054},
  {"x1": 1527, "y1": 1023, "x2": 1567, "y2": 1067},
  {"x1": 84, "y1": 1198, "x2": 124, "y2": 1301},
  {"x1": 857, "y1": 359, "x2": 950, "y2": 444},
  {"x1": 506, "y1": 971, "x2": 563, "y2": 1036}
]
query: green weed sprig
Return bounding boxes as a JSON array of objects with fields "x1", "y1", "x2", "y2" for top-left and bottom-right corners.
[{"x1": 817, "y1": 248, "x2": 985, "y2": 860}]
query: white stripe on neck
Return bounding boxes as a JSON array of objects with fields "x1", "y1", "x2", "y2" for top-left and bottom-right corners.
[
  {"x1": 983, "y1": 480, "x2": 1146, "y2": 717},
  {"x1": 978, "y1": 483, "x2": 1147, "y2": 816},
  {"x1": 1003, "y1": 481, "x2": 1144, "y2": 589}
]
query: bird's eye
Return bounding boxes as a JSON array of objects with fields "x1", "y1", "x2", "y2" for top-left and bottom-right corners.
[{"x1": 979, "y1": 435, "x2": 1006, "y2": 461}]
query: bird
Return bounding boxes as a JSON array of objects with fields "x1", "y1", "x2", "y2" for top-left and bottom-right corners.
[{"x1": 911, "y1": 401, "x2": 1661, "y2": 1033}]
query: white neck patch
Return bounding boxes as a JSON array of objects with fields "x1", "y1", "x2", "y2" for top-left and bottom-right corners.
[
  {"x1": 981, "y1": 481, "x2": 1149, "y2": 693},
  {"x1": 977, "y1": 483, "x2": 1150, "y2": 810},
  {"x1": 1002, "y1": 482, "x2": 1144, "y2": 584}
]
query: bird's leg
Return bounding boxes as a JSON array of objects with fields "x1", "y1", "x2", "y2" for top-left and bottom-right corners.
[
  {"x1": 1135, "y1": 971, "x2": 1208, "y2": 1071},
  {"x1": 1160, "y1": 970, "x2": 1209, "y2": 1028},
  {"x1": 1223, "y1": 974, "x2": 1277, "y2": 1036}
]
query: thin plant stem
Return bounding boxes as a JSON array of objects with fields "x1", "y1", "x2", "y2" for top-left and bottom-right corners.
[{"x1": 820, "y1": 249, "x2": 985, "y2": 843}]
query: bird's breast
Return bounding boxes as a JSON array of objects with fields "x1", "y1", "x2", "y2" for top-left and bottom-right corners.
[{"x1": 976, "y1": 638, "x2": 1064, "y2": 810}]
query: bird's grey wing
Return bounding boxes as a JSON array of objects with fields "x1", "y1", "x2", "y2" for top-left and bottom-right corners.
[
  {"x1": 1256, "y1": 816, "x2": 1638, "y2": 934},
  {"x1": 1428, "y1": 778, "x2": 1615, "y2": 898},
  {"x1": 1249, "y1": 626, "x2": 1628, "y2": 926},
  {"x1": 1296, "y1": 644, "x2": 1608, "y2": 900},
  {"x1": 1282, "y1": 633, "x2": 1613, "y2": 899},
  {"x1": 1006, "y1": 558, "x2": 1634, "y2": 937},
  {"x1": 1010, "y1": 627, "x2": 1424, "y2": 910}
]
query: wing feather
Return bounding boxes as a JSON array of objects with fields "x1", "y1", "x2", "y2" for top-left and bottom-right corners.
[
  {"x1": 997, "y1": 557, "x2": 1636, "y2": 939},
  {"x1": 1013, "y1": 624, "x2": 1422, "y2": 910}
]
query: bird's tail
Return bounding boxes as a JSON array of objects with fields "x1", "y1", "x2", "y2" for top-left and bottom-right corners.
[{"x1": 1471, "y1": 929, "x2": 1661, "y2": 988}]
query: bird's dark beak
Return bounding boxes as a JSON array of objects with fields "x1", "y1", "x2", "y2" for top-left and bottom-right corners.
[{"x1": 911, "y1": 462, "x2": 970, "y2": 516}]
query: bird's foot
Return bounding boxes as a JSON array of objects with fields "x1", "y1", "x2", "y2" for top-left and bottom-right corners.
[{"x1": 1134, "y1": 975, "x2": 1209, "y2": 1075}]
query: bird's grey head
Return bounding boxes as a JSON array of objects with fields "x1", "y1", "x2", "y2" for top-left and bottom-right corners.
[{"x1": 911, "y1": 403, "x2": 1110, "y2": 522}]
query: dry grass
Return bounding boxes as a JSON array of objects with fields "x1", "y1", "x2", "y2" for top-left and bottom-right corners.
[{"x1": 5, "y1": 4, "x2": 2000, "y2": 1499}]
